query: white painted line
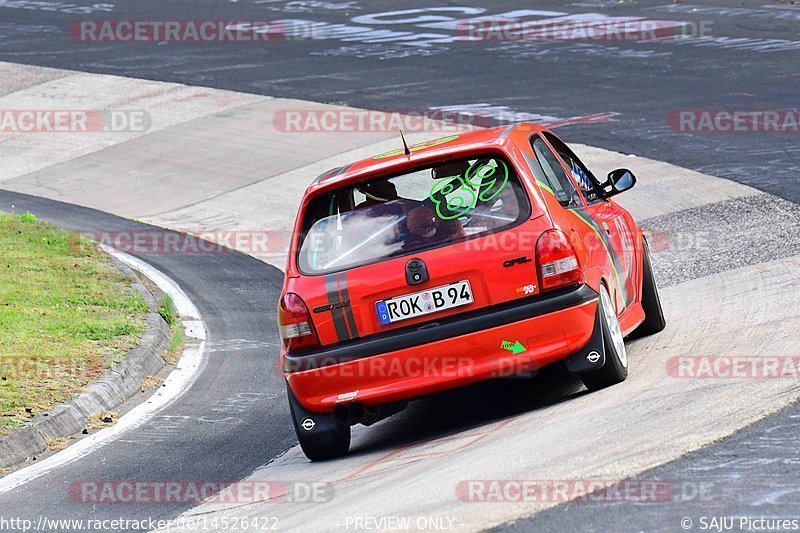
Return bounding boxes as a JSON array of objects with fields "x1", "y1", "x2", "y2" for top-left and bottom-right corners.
[
  {"x1": 0, "y1": 247, "x2": 208, "y2": 495},
  {"x1": 182, "y1": 320, "x2": 206, "y2": 341},
  {"x1": 104, "y1": 245, "x2": 202, "y2": 324}
]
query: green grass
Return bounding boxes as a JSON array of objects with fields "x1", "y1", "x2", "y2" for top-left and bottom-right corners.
[
  {"x1": 158, "y1": 295, "x2": 177, "y2": 327},
  {"x1": 160, "y1": 294, "x2": 185, "y2": 362},
  {"x1": 0, "y1": 212, "x2": 148, "y2": 432},
  {"x1": 167, "y1": 320, "x2": 185, "y2": 361}
]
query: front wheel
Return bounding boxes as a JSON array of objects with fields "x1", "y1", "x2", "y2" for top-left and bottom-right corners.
[{"x1": 581, "y1": 284, "x2": 628, "y2": 391}]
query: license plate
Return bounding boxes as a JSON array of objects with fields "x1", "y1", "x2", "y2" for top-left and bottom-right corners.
[{"x1": 376, "y1": 280, "x2": 473, "y2": 325}]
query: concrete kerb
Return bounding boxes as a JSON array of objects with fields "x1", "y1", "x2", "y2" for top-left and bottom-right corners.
[{"x1": 0, "y1": 251, "x2": 171, "y2": 469}]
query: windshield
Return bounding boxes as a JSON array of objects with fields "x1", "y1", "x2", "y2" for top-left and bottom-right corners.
[{"x1": 297, "y1": 155, "x2": 530, "y2": 275}]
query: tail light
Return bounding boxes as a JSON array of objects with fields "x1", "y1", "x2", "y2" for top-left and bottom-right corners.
[
  {"x1": 536, "y1": 229, "x2": 581, "y2": 291},
  {"x1": 278, "y1": 293, "x2": 320, "y2": 352}
]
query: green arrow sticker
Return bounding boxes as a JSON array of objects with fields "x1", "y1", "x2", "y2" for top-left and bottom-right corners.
[{"x1": 501, "y1": 340, "x2": 526, "y2": 355}]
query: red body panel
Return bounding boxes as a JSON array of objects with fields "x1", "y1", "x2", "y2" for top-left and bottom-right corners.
[
  {"x1": 280, "y1": 123, "x2": 646, "y2": 412},
  {"x1": 288, "y1": 299, "x2": 597, "y2": 411}
]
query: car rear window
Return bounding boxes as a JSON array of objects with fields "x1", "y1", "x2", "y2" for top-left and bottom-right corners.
[{"x1": 297, "y1": 155, "x2": 530, "y2": 275}]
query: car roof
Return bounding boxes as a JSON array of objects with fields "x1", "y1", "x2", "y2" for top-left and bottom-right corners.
[{"x1": 306, "y1": 122, "x2": 545, "y2": 194}]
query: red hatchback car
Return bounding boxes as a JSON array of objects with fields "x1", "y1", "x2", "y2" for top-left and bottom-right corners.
[{"x1": 278, "y1": 123, "x2": 665, "y2": 460}]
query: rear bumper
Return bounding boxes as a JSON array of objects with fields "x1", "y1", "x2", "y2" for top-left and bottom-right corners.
[{"x1": 285, "y1": 284, "x2": 598, "y2": 412}]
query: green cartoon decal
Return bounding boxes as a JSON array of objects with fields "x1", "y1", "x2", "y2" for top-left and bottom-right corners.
[{"x1": 428, "y1": 159, "x2": 510, "y2": 221}]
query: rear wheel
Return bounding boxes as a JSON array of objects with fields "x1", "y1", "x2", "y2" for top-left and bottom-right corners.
[
  {"x1": 632, "y1": 239, "x2": 666, "y2": 337},
  {"x1": 581, "y1": 284, "x2": 628, "y2": 391}
]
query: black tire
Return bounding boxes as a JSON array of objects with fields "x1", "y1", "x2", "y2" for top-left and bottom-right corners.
[
  {"x1": 288, "y1": 391, "x2": 350, "y2": 461},
  {"x1": 581, "y1": 284, "x2": 628, "y2": 391},
  {"x1": 632, "y1": 239, "x2": 666, "y2": 337}
]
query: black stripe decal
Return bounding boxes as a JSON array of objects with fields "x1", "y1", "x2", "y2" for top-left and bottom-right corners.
[
  {"x1": 325, "y1": 274, "x2": 351, "y2": 341},
  {"x1": 322, "y1": 163, "x2": 352, "y2": 184},
  {"x1": 318, "y1": 166, "x2": 342, "y2": 184},
  {"x1": 497, "y1": 123, "x2": 516, "y2": 141},
  {"x1": 312, "y1": 167, "x2": 337, "y2": 185},
  {"x1": 337, "y1": 163, "x2": 354, "y2": 178},
  {"x1": 337, "y1": 273, "x2": 359, "y2": 339},
  {"x1": 312, "y1": 163, "x2": 354, "y2": 186},
  {"x1": 311, "y1": 170, "x2": 330, "y2": 185}
]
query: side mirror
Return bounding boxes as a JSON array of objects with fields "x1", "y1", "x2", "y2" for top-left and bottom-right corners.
[{"x1": 603, "y1": 168, "x2": 636, "y2": 197}]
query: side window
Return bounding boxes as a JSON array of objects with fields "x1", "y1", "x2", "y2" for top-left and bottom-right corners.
[
  {"x1": 531, "y1": 136, "x2": 582, "y2": 208},
  {"x1": 544, "y1": 132, "x2": 604, "y2": 203}
]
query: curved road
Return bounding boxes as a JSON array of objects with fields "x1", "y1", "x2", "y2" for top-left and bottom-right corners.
[{"x1": 0, "y1": 190, "x2": 294, "y2": 524}]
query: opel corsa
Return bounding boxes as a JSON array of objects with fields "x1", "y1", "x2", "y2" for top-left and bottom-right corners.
[{"x1": 278, "y1": 124, "x2": 666, "y2": 460}]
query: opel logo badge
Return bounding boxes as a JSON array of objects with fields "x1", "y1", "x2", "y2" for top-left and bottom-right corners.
[
  {"x1": 301, "y1": 418, "x2": 316, "y2": 432},
  {"x1": 587, "y1": 351, "x2": 602, "y2": 364}
]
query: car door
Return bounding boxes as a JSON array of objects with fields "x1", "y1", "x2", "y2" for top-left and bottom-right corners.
[{"x1": 541, "y1": 132, "x2": 638, "y2": 312}]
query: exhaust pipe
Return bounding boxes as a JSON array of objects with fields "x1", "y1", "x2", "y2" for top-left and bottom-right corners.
[
  {"x1": 333, "y1": 401, "x2": 407, "y2": 426},
  {"x1": 334, "y1": 402, "x2": 365, "y2": 426}
]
